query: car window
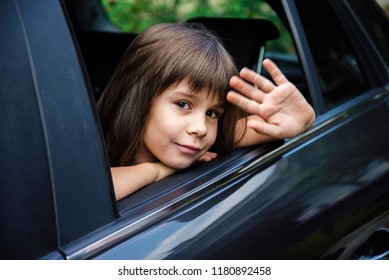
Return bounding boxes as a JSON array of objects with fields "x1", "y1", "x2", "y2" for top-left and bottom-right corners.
[
  {"x1": 375, "y1": 0, "x2": 389, "y2": 15},
  {"x1": 295, "y1": 0, "x2": 370, "y2": 110},
  {"x1": 350, "y1": 0, "x2": 389, "y2": 68},
  {"x1": 65, "y1": 0, "x2": 306, "y2": 211}
]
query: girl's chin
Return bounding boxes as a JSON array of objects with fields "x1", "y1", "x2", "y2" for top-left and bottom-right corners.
[{"x1": 161, "y1": 158, "x2": 198, "y2": 170}]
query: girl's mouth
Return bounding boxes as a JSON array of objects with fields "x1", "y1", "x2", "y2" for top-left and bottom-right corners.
[{"x1": 175, "y1": 143, "x2": 201, "y2": 155}]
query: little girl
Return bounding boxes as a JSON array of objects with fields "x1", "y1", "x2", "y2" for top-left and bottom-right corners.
[{"x1": 97, "y1": 22, "x2": 315, "y2": 200}]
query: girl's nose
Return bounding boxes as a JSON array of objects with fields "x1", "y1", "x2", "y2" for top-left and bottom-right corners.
[{"x1": 186, "y1": 115, "x2": 207, "y2": 137}]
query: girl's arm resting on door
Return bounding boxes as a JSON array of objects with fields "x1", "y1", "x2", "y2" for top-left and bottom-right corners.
[{"x1": 111, "y1": 163, "x2": 176, "y2": 200}]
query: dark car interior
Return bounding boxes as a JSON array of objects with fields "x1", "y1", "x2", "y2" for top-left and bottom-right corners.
[
  {"x1": 64, "y1": 0, "x2": 310, "y2": 101},
  {"x1": 66, "y1": 6, "x2": 281, "y2": 101}
]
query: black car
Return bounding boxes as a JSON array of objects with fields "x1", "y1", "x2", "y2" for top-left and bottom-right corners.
[{"x1": 1, "y1": 0, "x2": 389, "y2": 260}]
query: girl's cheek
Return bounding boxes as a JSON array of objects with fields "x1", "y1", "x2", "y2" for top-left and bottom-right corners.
[
  {"x1": 211, "y1": 124, "x2": 219, "y2": 140},
  {"x1": 208, "y1": 131, "x2": 218, "y2": 148}
]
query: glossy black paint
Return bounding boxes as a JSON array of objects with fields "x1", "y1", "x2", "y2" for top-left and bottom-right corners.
[
  {"x1": 1, "y1": 0, "x2": 115, "y2": 259},
  {"x1": 1, "y1": 0, "x2": 389, "y2": 259}
]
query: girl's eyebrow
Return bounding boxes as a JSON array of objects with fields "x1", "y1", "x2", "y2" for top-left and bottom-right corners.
[
  {"x1": 213, "y1": 104, "x2": 226, "y2": 111},
  {"x1": 172, "y1": 90, "x2": 225, "y2": 109},
  {"x1": 171, "y1": 90, "x2": 197, "y2": 98}
]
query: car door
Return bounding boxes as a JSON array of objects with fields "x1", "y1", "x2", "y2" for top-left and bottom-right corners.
[{"x1": 0, "y1": 0, "x2": 117, "y2": 259}]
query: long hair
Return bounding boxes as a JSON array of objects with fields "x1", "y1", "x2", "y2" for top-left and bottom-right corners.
[{"x1": 98, "y1": 22, "x2": 244, "y2": 167}]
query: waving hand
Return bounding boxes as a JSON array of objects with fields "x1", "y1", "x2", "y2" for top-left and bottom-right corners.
[{"x1": 227, "y1": 58, "x2": 315, "y2": 143}]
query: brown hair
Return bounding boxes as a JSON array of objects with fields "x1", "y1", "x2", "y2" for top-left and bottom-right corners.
[{"x1": 98, "y1": 22, "x2": 244, "y2": 167}]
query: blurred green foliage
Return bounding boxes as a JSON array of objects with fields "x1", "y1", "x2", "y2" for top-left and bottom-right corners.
[{"x1": 101, "y1": 0, "x2": 295, "y2": 53}]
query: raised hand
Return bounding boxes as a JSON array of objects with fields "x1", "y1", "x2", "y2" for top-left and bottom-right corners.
[{"x1": 227, "y1": 58, "x2": 315, "y2": 140}]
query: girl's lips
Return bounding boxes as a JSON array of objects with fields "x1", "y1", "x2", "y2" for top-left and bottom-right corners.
[{"x1": 175, "y1": 143, "x2": 201, "y2": 155}]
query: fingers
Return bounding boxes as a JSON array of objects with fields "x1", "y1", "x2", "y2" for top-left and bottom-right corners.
[
  {"x1": 228, "y1": 59, "x2": 295, "y2": 117},
  {"x1": 233, "y1": 59, "x2": 289, "y2": 93},
  {"x1": 227, "y1": 90, "x2": 261, "y2": 115},
  {"x1": 262, "y1": 58, "x2": 289, "y2": 86},
  {"x1": 199, "y1": 151, "x2": 217, "y2": 162},
  {"x1": 228, "y1": 61, "x2": 282, "y2": 104},
  {"x1": 238, "y1": 67, "x2": 275, "y2": 93},
  {"x1": 228, "y1": 67, "x2": 272, "y2": 115},
  {"x1": 246, "y1": 118, "x2": 280, "y2": 138},
  {"x1": 229, "y1": 76, "x2": 264, "y2": 103}
]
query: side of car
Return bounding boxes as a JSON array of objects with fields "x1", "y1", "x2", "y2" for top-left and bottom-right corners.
[
  {"x1": 0, "y1": 0, "x2": 116, "y2": 259},
  {"x1": 1, "y1": 0, "x2": 389, "y2": 260}
]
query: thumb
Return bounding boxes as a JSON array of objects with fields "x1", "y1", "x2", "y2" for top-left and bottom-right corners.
[{"x1": 247, "y1": 119, "x2": 282, "y2": 139}]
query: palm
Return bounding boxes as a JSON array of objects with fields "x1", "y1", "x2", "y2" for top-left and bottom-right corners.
[{"x1": 227, "y1": 59, "x2": 315, "y2": 139}]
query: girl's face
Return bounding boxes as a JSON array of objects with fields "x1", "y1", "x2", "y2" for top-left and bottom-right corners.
[{"x1": 137, "y1": 80, "x2": 225, "y2": 169}]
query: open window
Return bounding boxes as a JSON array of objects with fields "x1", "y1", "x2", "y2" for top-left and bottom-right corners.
[{"x1": 63, "y1": 0, "x2": 307, "y2": 214}]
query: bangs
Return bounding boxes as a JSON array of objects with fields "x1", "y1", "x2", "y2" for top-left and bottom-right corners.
[
  {"x1": 149, "y1": 23, "x2": 238, "y2": 104},
  {"x1": 178, "y1": 35, "x2": 237, "y2": 103},
  {"x1": 184, "y1": 49, "x2": 237, "y2": 103}
]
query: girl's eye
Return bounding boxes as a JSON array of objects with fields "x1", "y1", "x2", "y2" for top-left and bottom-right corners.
[
  {"x1": 176, "y1": 101, "x2": 190, "y2": 110},
  {"x1": 206, "y1": 110, "x2": 220, "y2": 119}
]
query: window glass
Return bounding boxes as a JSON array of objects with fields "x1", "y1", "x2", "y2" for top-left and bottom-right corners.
[
  {"x1": 295, "y1": 0, "x2": 370, "y2": 109},
  {"x1": 350, "y1": 0, "x2": 389, "y2": 68},
  {"x1": 375, "y1": 0, "x2": 389, "y2": 15}
]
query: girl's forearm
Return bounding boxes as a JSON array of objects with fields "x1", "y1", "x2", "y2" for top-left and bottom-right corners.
[{"x1": 111, "y1": 162, "x2": 175, "y2": 201}]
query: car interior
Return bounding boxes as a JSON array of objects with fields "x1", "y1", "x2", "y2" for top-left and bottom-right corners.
[{"x1": 68, "y1": 10, "x2": 281, "y2": 101}]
